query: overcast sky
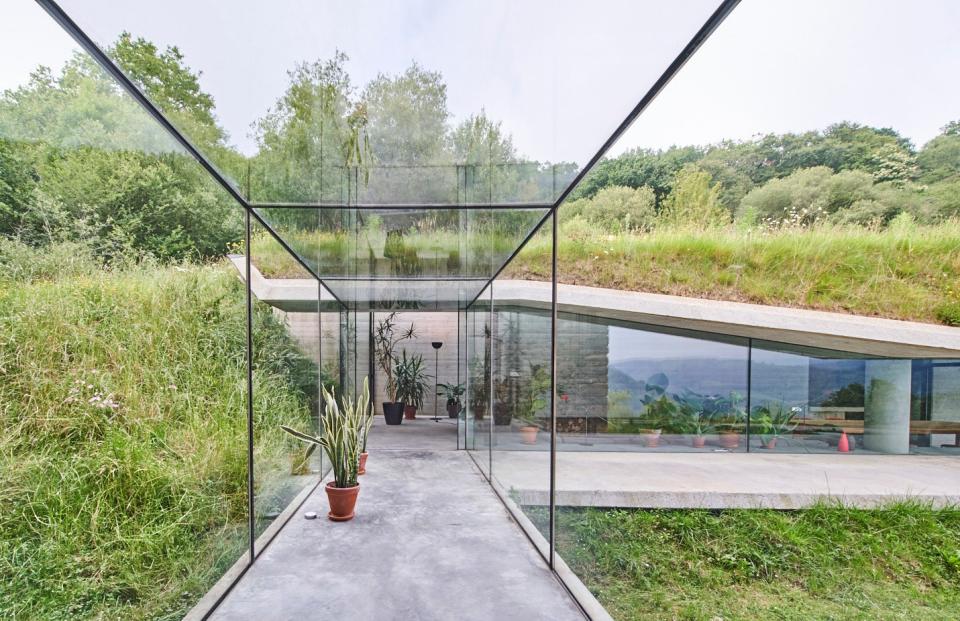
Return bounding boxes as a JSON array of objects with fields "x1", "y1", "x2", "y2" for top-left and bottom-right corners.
[{"x1": 3, "y1": 1, "x2": 958, "y2": 165}]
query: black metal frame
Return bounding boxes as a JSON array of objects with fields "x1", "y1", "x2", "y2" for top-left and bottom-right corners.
[{"x1": 34, "y1": 0, "x2": 740, "y2": 617}]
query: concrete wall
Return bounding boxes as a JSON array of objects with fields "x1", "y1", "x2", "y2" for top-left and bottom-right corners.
[{"x1": 369, "y1": 312, "x2": 463, "y2": 415}]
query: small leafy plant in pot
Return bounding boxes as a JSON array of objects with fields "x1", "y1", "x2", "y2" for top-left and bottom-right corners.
[
  {"x1": 395, "y1": 350, "x2": 430, "y2": 420},
  {"x1": 709, "y1": 391, "x2": 746, "y2": 450},
  {"x1": 753, "y1": 401, "x2": 798, "y2": 450},
  {"x1": 690, "y1": 413, "x2": 714, "y2": 448},
  {"x1": 374, "y1": 313, "x2": 416, "y2": 425},
  {"x1": 438, "y1": 382, "x2": 465, "y2": 418},
  {"x1": 281, "y1": 378, "x2": 373, "y2": 521},
  {"x1": 517, "y1": 364, "x2": 551, "y2": 445},
  {"x1": 639, "y1": 396, "x2": 679, "y2": 448}
]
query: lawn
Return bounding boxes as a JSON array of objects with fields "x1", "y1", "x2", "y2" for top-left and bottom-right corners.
[
  {"x1": 547, "y1": 504, "x2": 960, "y2": 621},
  {"x1": 0, "y1": 242, "x2": 318, "y2": 620}
]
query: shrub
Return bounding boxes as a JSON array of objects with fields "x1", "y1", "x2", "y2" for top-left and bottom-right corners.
[
  {"x1": 659, "y1": 164, "x2": 729, "y2": 229},
  {"x1": 740, "y1": 166, "x2": 929, "y2": 226},
  {"x1": 562, "y1": 185, "x2": 656, "y2": 232},
  {"x1": 936, "y1": 302, "x2": 960, "y2": 327}
]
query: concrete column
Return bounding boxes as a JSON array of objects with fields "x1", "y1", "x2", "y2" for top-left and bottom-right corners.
[{"x1": 863, "y1": 359, "x2": 912, "y2": 454}]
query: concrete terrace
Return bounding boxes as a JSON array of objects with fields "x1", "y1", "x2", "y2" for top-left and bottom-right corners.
[
  {"x1": 489, "y1": 450, "x2": 960, "y2": 510},
  {"x1": 209, "y1": 419, "x2": 585, "y2": 621}
]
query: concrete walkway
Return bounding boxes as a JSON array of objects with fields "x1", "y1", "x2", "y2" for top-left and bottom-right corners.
[
  {"x1": 366, "y1": 415, "x2": 459, "y2": 452},
  {"x1": 211, "y1": 448, "x2": 584, "y2": 620}
]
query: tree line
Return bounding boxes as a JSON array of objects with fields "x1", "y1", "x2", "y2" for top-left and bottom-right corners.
[{"x1": 2, "y1": 33, "x2": 957, "y2": 264}]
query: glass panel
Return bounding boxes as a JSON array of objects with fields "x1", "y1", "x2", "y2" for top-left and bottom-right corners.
[
  {"x1": 0, "y1": 6, "x2": 249, "y2": 617},
  {"x1": 749, "y1": 341, "x2": 870, "y2": 454},
  {"x1": 466, "y1": 285, "x2": 492, "y2": 474},
  {"x1": 249, "y1": 219, "x2": 323, "y2": 547},
  {"x1": 53, "y1": 0, "x2": 723, "y2": 205},
  {"x1": 252, "y1": 205, "x2": 548, "y2": 311},
  {"x1": 457, "y1": 308, "x2": 469, "y2": 449},
  {"x1": 490, "y1": 212, "x2": 553, "y2": 546},
  {"x1": 919, "y1": 362, "x2": 960, "y2": 454}
]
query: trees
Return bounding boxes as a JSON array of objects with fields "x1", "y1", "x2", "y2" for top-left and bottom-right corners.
[
  {"x1": 250, "y1": 53, "x2": 357, "y2": 204},
  {"x1": 361, "y1": 62, "x2": 449, "y2": 166},
  {"x1": 111, "y1": 32, "x2": 225, "y2": 150},
  {"x1": 0, "y1": 38, "x2": 242, "y2": 260},
  {"x1": 917, "y1": 121, "x2": 960, "y2": 185}
]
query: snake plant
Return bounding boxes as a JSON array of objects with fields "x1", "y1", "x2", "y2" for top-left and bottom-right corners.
[{"x1": 282, "y1": 377, "x2": 373, "y2": 488}]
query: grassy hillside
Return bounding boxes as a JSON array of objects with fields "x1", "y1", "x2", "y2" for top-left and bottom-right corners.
[
  {"x1": 506, "y1": 221, "x2": 960, "y2": 326},
  {"x1": 0, "y1": 241, "x2": 316, "y2": 620},
  {"x1": 549, "y1": 504, "x2": 960, "y2": 620},
  {"x1": 250, "y1": 221, "x2": 960, "y2": 326}
]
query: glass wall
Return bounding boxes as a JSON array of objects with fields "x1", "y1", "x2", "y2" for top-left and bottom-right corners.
[
  {"x1": 466, "y1": 286, "x2": 492, "y2": 476},
  {"x1": 0, "y1": 7, "x2": 252, "y2": 618},
  {"x1": 488, "y1": 213, "x2": 554, "y2": 547},
  {"x1": 248, "y1": 219, "x2": 325, "y2": 547}
]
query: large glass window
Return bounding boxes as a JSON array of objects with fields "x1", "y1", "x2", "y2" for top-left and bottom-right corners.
[
  {"x1": 489, "y1": 212, "x2": 554, "y2": 548},
  {"x1": 248, "y1": 219, "x2": 325, "y2": 547}
]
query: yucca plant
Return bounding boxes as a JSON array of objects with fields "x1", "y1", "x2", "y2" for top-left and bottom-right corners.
[{"x1": 282, "y1": 377, "x2": 372, "y2": 488}]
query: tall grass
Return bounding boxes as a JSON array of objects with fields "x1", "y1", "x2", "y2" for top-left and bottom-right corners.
[
  {"x1": 507, "y1": 219, "x2": 960, "y2": 325},
  {"x1": 0, "y1": 241, "x2": 315, "y2": 620}
]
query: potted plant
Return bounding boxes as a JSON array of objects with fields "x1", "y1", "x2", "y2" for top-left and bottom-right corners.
[
  {"x1": 281, "y1": 378, "x2": 372, "y2": 521},
  {"x1": 690, "y1": 414, "x2": 714, "y2": 448},
  {"x1": 395, "y1": 350, "x2": 429, "y2": 420},
  {"x1": 753, "y1": 401, "x2": 798, "y2": 450},
  {"x1": 638, "y1": 396, "x2": 677, "y2": 448},
  {"x1": 516, "y1": 364, "x2": 550, "y2": 445},
  {"x1": 357, "y1": 385, "x2": 374, "y2": 475},
  {"x1": 374, "y1": 313, "x2": 416, "y2": 425},
  {"x1": 438, "y1": 382, "x2": 465, "y2": 418},
  {"x1": 493, "y1": 378, "x2": 512, "y2": 426},
  {"x1": 703, "y1": 391, "x2": 744, "y2": 450}
]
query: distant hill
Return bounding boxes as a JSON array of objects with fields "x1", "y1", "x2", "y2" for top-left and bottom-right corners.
[{"x1": 610, "y1": 357, "x2": 810, "y2": 407}]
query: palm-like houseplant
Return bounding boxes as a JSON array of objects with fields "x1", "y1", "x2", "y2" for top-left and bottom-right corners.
[
  {"x1": 281, "y1": 378, "x2": 373, "y2": 521},
  {"x1": 395, "y1": 350, "x2": 430, "y2": 419},
  {"x1": 437, "y1": 382, "x2": 465, "y2": 418},
  {"x1": 374, "y1": 313, "x2": 416, "y2": 424}
]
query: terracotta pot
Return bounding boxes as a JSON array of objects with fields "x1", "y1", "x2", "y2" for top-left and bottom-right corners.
[
  {"x1": 325, "y1": 481, "x2": 359, "y2": 522},
  {"x1": 383, "y1": 402, "x2": 404, "y2": 425},
  {"x1": 762, "y1": 438, "x2": 777, "y2": 449},
  {"x1": 643, "y1": 430, "x2": 662, "y2": 448},
  {"x1": 358, "y1": 452, "x2": 368, "y2": 475},
  {"x1": 520, "y1": 426, "x2": 539, "y2": 445},
  {"x1": 692, "y1": 435, "x2": 706, "y2": 448},
  {"x1": 719, "y1": 431, "x2": 740, "y2": 449},
  {"x1": 404, "y1": 405, "x2": 417, "y2": 420},
  {"x1": 447, "y1": 402, "x2": 460, "y2": 418}
]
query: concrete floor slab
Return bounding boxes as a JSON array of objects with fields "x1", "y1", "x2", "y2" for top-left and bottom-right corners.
[
  {"x1": 211, "y1": 449, "x2": 584, "y2": 621},
  {"x1": 366, "y1": 416, "x2": 459, "y2": 452},
  {"x1": 491, "y1": 451, "x2": 960, "y2": 509}
]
